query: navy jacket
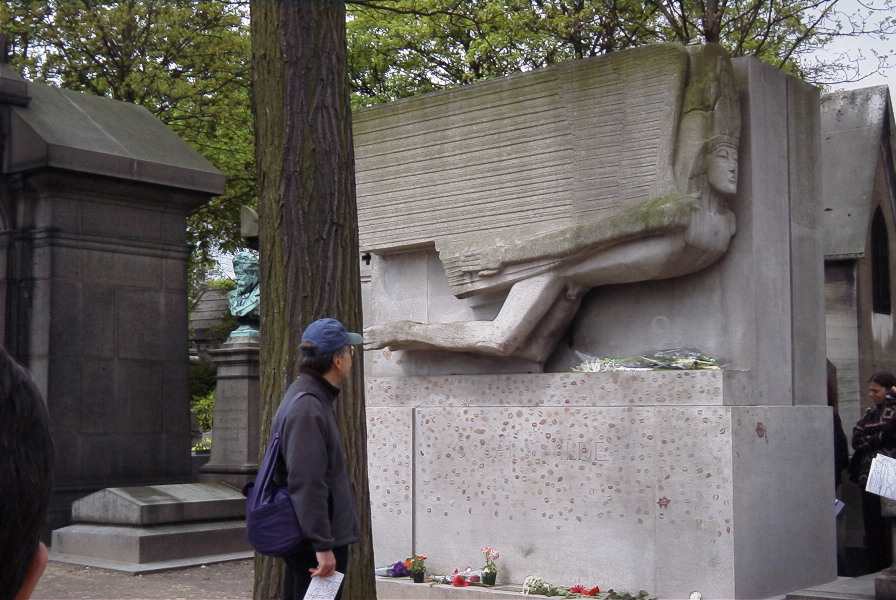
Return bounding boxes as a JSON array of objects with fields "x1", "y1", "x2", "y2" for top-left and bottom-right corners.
[{"x1": 272, "y1": 369, "x2": 359, "y2": 551}]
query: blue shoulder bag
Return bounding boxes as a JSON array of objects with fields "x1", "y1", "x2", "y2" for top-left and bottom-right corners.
[{"x1": 244, "y1": 392, "x2": 309, "y2": 556}]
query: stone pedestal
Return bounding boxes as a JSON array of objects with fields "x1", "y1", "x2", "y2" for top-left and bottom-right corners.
[
  {"x1": 365, "y1": 371, "x2": 835, "y2": 599},
  {"x1": 876, "y1": 500, "x2": 896, "y2": 599},
  {"x1": 50, "y1": 483, "x2": 250, "y2": 573},
  {"x1": 358, "y1": 52, "x2": 833, "y2": 599},
  {"x1": 200, "y1": 336, "x2": 260, "y2": 489}
]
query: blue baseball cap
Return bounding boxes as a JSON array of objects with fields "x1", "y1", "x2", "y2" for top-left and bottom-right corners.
[{"x1": 300, "y1": 318, "x2": 363, "y2": 355}]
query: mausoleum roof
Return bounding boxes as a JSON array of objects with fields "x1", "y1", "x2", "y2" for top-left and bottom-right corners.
[
  {"x1": 0, "y1": 64, "x2": 225, "y2": 195},
  {"x1": 821, "y1": 85, "x2": 895, "y2": 259}
]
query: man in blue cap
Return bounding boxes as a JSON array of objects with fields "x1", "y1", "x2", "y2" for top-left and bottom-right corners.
[{"x1": 272, "y1": 318, "x2": 363, "y2": 600}]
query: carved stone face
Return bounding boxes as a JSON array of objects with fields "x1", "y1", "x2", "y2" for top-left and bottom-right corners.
[{"x1": 706, "y1": 142, "x2": 738, "y2": 196}]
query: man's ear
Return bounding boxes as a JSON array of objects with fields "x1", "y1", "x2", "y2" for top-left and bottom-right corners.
[{"x1": 15, "y1": 542, "x2": 48, "y2": 600}]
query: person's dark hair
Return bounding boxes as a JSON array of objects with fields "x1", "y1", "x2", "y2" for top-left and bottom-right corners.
[
  {"x1": 0, "y1": 346, "x2": 53, "y2": 600},
  {"x1": 870, "y1": 371, "x2": 896, "y2": 391},
  {"x1": 299, "y1": 342, "x2": 347, "y2": 376}
]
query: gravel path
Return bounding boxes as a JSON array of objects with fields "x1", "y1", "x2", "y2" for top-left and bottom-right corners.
[{"x1": 32, "y1": 559, "x2": 254, "y2": 600}]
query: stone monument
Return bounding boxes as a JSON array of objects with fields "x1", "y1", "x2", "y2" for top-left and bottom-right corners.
[
  {"x1": 200, "y1": 209, "x2": 261, "y2": 488},
  {"x1": 0, "y1": 61, "x2": 225, "y2": 529},
  {"x1": 357, "y1": 44, "x2": 833, "y2": 598},
  {"x1": 227, "y1": 249, "x2": 261, "y2": 338},
  {"x1": 364, "y1": 44, "x2": 740, "y2": 363}
]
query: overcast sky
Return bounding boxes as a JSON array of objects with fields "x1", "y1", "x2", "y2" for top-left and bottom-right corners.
[{"x1": 815, "y1": 0, "x2": 895, "y2": 93}]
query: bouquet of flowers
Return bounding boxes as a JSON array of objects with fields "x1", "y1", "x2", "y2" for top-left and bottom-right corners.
[
  {"x1": 404, "y1": 553, "x2": 427, "y2": 574},
  {"x1": 387, "y1": 560, "x2": 409, "y2": 577},
  {"x1": 569, "y1": 583, "x2": 601, "y2": 596},
  {"x1": 481, "y1": 546, "x2": 500, "y2": 573}
]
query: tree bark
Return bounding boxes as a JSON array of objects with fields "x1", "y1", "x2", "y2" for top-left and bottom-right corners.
[{"x1": 250, "y1": 1, "x2": 375, "y2": 599}]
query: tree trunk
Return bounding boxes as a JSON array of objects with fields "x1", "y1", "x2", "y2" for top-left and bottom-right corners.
[{"x1": 250, "y1": 1, "x2": 376, "y2": 599}]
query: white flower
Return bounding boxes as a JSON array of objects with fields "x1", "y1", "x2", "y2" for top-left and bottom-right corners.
[{"x1": 523, "y1": 576, "x2": 545, "y2": 595}]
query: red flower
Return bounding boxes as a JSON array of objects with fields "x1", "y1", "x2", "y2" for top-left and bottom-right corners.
[
  {"x1": 452, "y1": 575, "x2": 469, "y2": 587},
  {"x1": 570, "y1": 584, "x2": 588, "y2": 594},
  {"x1": 586, "y1": 585, "x2": 601, "y2": 596}
]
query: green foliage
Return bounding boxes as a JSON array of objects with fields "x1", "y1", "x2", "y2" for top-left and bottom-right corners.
[
  {"x1": 207, "y1": 278, "x2": 237, "y2": 292},
  {"x1": 1, "y1": 0, "x2": 254, "y2": 277},
  {"x1": 189, "y1": 360, "x2": 217, "y2": 401},
  {"x1": 347, "y1": 0, "x2": 896, "y2": 107},
  {"x1": 191, "y1": 389, "x2": 215, "y2": 433},
  {"x1": 207, "y1": 314, "x2": 239, "y2": 344},
  {"x1": 192, "y1": 437, "x2": 212, "y2": 453}
]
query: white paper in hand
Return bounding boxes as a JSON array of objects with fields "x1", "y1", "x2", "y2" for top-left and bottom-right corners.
[
  {"x1": 303, "y1": 571, "x2": 344, "y2": 600},
  {"x1": 866, "y1": 453, "x2": 896, "y2": 501}
]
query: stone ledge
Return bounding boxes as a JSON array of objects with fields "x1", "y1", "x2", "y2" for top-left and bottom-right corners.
[
  {"x1": 366, "y1": 370, "x2": 726, "y2": 407},
  {"x1": 72, "y1": 483, "x2": 245, "y2": 526},
  {"x1": 51, "y1": 520, "x2": 250, "y2": 565},
  {"x1": 785, "y1": 574, "x2": 874, "y2": 600},
  {"x1": 376, "y1": 577, "x2": 525, "y2": 599}
]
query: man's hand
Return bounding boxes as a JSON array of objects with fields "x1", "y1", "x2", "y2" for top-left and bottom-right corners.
[{"x1": 309, "y1": 550, "x2": 336, "y2": 577}]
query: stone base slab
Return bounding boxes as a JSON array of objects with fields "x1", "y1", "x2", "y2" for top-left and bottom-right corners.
[
  {"x1": 366, "y1": 372, "x2": 836, "y2": 599},
  {"x1": 376, "y1": 577, "x2": 824, "y2": 600},
  {"x1": 785, "y1": 574, "x2": 875, "y2": 600},
  {"x1": 72, "y1": 483, "x2": 245, "y2": 526},
  {"x1": 51, "y1": 520, "x2": 250, "y2": 566}
]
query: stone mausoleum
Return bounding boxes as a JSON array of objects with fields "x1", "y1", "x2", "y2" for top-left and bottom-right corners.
[
  {"x1": 821, "y1": 85, "x2": 896, "y2": 568},
  {"x1": 358, "y1": 43, "x2": 834, "y2": 598},
  {"x1": 823, "y1": 86, "x2": 896, "y2": 436},
  {"x1": 0, "y1": 63, "x2": 224, "y2": 530}
]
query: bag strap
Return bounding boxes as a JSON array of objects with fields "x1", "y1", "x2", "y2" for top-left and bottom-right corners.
[{"x1": 256, "y1": 391, "x2": 313, "y2": 497}]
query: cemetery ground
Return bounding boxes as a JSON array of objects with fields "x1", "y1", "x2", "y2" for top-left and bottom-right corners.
[
  {"x1": 33, "y1": 560, "x2": 253, "y2": 599},
  {"x1": 29, "y1": 559, "x2": 882, "y2": 600}
]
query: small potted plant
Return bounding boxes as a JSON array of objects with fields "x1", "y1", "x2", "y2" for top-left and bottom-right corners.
[
  {"x1": 405, "y1": 554, "x2": 427, "y2": 583},
  {"x1": 481, "y1": 546, "x2": 499, "y2": 586}
]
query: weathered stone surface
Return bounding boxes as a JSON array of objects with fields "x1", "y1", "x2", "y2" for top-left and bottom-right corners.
[
  {"x1": 190, "y1": 286, "x2": 231, "y2": 345},
  {"x1": 0, "y1": 64, "x2": 30, "y2": 106},
  {"x1": 367, "y1": 407, "x2": 414, "y2": 564},
  {"x1": 0, "y1": 78, "x2": 220, "y2": 527},
  {"x1": 4, "y1": 77, "x2": 225, "y2": 194},
  {"x1": 554, "y1": 57, "x2": 824, "y2": 408},
  {"x1": 730, "y1": 406, "x2": 835, "y2": 598},
  {"x1": 355, "y1": 44, "x2": 690, "y2": 254},
  {"x1": 366, "y1": 370, "x2": 725, "y2": 407},
  {"x1": 820, "y1": 86, "x2": 893, "y2": 259},
  {"x1": 360, "y1": 55, "x2": 825, "y2": 419},
  {"x1": 50, "y1": 520, "x2": 249, "y2": 569},
  {"x1": 200, "y1": 339, "x2": 260, "y2": 489},
  {"x1": 72, "y1": 483, "x2": 245, "y2": 526},
  {"x1": 364, "y1": 373, "x2": 835, "y2": 598},
  {"x1": 361, "y1": 44, "x2": 742, "y2": 363}
]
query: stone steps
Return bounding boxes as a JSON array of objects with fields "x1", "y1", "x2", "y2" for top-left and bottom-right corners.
[
  {"x1": 51, "y1": 520, "x2": 252, "y2": 574},
  {"x1": 50, "y1": 482, "x2": 252, "y2": 573}
]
